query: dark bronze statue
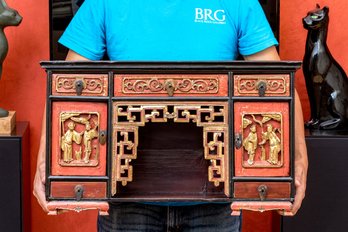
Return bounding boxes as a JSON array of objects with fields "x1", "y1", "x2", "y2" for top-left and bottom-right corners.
[
  {"x1": 303, "y1": 5, "x2": 348, "y2": 130},
  {"x1": 0, "y1": 0, "x2": 22, "y2": 117}
]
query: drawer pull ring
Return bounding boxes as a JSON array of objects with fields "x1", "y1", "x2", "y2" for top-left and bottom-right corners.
[
  {"x1": 75, "y1": 79, "x2": 85, "y2": 95},
  {"x1": 235, "y1": 133, "x2": 242, "y2": 149},
  {"x1": 99, "y1": 130, "x2": 107, "y2": 145},
  {"x1": 258, "y1": 185, "x2": 268, "y2": 201},
  {"x1": 74, "y1": 185, "x2": 84, "y2": 201},
  {"x1": 257, "y1": 81, "x2": 267, "y2": 97},
  {"x1": 165, "y1": 79, "x2": 175, "y2": 97}
]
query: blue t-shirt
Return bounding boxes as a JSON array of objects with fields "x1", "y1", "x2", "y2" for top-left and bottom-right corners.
[{"x1": 59, "y1": 0, "x2": 278, "y2": 61}]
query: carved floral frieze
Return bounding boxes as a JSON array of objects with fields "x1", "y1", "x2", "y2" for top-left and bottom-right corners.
[{"x1": 234, "y1": 75, "x2": 289, "y2": 96}]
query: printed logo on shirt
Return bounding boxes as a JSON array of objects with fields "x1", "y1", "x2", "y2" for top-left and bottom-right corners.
[{"x1": 194, "y1": 8, "x2": 226, "y2": 24}]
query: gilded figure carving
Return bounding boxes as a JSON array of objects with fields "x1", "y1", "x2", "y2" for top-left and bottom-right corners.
[
  {"x1": 82, "y1": 122, "x2": 99, "y2": 163},
  {"x1": 61, "y1": 122, "x2": 82, "y2": 163},
  {"x1": 241, "y1": 113, "x2": 283, "y2": 168},
  {"x1": 59, "y1": 112, "x2": 101, "y2": 166},
  {"x1": 243, "y1": 124, "x2": 258, "y2": 165},
  {"x1": 259, "y1": 124, "x2": 281, "y2": 165}
]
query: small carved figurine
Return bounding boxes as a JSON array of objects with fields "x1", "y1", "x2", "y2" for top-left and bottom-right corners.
[
  {"x1": 61, "y1": 122, "x2": 82, "y2": 163},
  {"x1": 82, "y1": 122, "x2": 98, "y2": 163},
  {"x1": 259, "y1": 124, "x2": 281, "y2": 165},
  {"x1": 0, "y1": 0, "x2": 22, "y2": 117},
  {"x1": 243, "y1": 124, "x2": 258, "y2": 165},
  {"x1": 303, "y1": 5, "x2": 348, "y2": 130}
]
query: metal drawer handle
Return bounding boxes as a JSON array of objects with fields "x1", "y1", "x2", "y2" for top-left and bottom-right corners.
[
  {"x1": 235, "y1": 133, "x2": 242, "y2": 149},
  {"x1": 165, "y1": 79, "x2": 175, "y2": 97},
  {"x1": 257, "y1": 81, "x2": 267, "y2": 97},
  {"x1": 258, "y1": 185, "x2": 268, "y2": 201},
  {"x1": 74, "y1": 185, "x2": 84, "y2": 201},
  {"x1": 99, "y1": 130, "x2": 107, "y2": 145},
  {"x1": 75, "y1": 79, "x2": 86, "y2": 95}
]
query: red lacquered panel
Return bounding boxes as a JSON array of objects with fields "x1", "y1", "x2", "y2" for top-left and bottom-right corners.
[
  {"x1": 234, "y1": 102, "x2": 290, "y2": 177},
  {"x1": 234, "y1": 74, "x2": 290, "y2": 97},
  {"x1": 234, "y1": 182, "x2": 291, "y2": 199},
  {"x1": 50, "y1": 182, "x2": 107, "y2": 198},
  {"x1": 51, "y1": 102, "x2": 107, "y2": 176},
  {"x1": 114, "y1": 74, "x2": 228, "y2": 97},
  {"x1": 52, "y1": 74, "x2": 108, "y2": 96}
]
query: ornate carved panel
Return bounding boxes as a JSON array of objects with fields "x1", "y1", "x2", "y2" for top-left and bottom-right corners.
[
  {"x1": 112, "y1": 126, "x2": 138, "y2": 195},
  {"x1": 203, "y1": 127, "x2": 229, "y2": 196},
  {"x1": 114, "y1": 74, "x2": 228, "y2": 97},
  {"x1": 51, "y1": 102, "x2": 107, "y2": 176},
  {"x1": 234, "y1": 102, "x2": 290, "y2": 177},
  {"x1": 241, "y1": 113, "x2": 284, "y2": 168},
  {"x1": 112, "y1": 102, "x2": 229, "y2": 196},
  {"x1": 52, "y1": 74, "x2": 108, "y2": 96},
  {"x1": 59, "y1": 112, "x2": 101, "y2": 167},
  {"x1": 234, "y1": 74, "x2": 290, "y2": 96}
]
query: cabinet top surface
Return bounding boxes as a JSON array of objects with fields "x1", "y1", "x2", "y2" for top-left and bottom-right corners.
[{"x1": 40, "y1": 61, "x2": 302, "y2": 71}]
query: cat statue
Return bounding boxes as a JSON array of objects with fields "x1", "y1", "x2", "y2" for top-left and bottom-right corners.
[
  {"x1": 0, "y1": 0, "x2": 22, "y2": 117},
  {"x1": 303, "y1": 5, "x2": 348, "y2": 130}
]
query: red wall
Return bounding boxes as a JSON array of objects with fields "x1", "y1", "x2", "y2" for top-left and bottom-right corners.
[{"x1": 0, "y1": 0, "x2": 347, "y2": 231}]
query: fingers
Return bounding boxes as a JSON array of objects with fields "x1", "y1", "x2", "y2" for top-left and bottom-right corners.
[
  {"x1": 38, "y1": 161, "x2": 46, "y2": 184},
  {"x1": 33, "y1": 168, "x2": 49, "y2": 213},
  {"x1": 291, "y1": 165, "x2": 306, "y2": 215}
]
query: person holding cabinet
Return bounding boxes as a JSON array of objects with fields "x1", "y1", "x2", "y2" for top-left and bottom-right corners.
[{"x1": 34, "y1": 0, "x2": 308, "y2": 231}]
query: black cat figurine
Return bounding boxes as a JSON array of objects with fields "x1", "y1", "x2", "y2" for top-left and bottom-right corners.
[
  {"x1": 0, "y1": 0, "x2": 22, "y2": 117},
  {"x1": 303, "y1": 5, "x2": 348, "y2": 130}
]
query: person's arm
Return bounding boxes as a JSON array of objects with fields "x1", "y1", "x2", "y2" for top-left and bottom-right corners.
[
  {"x1": 65, "y1": 50, "x2": 91, "y2": 61},
  {"x1": 244, "y1": 46, "x2": 308, "y2": 215},
  {"x1": 33, "y1": 50, "x2": 90, "y2": 212},
  {"x1": 33, "y1": 105, "x2": 48, "y2": 212}
]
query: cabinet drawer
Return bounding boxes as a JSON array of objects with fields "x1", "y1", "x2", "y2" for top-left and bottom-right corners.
[
  {"x1": 50, "y1": 182, "x2": 107, "y2": 199},
  {"x1": 52, "y1": 74, "x2": 108, "y2": 96},
  {"x1": 234, "y1": 182, "x2": 291, "y2": 199},
  {"x1": 114, "y1": 74, "x2": 228, "y2": 97},
  {"x1": 234, "y1": 74, "x2": 290, "y2": 97}
]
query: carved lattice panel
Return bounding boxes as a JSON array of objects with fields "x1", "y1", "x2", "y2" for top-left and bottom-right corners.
[
  {"x1": 112, "y1": 102, "x2": 229, "y2": 196},
  {"x1": 203, "y1": 127, "x2": 229, "y2": 196},
  {"x1": 112, "y1": 126, "x2": 138, "y2": 195}
]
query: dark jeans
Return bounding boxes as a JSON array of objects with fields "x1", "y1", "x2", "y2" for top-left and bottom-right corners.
[{"x1": 98, "y1": 203, "x2": 241, "y2": 232}]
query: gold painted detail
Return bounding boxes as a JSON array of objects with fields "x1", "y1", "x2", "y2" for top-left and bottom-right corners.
[
  {"x1": 59, "y1": 112, "x2": 100, "y2": 166},
  {"x1": 236, "y1": 75, "x2": 288, "y2": 95},
  {"x1": 241, "y1": 113, "x2": 283, "y2": 168},
  {"x1": 112, "y1": 126, "x2": 138, "y2": 195},
  {"x1": 56, "y1": 75, "x2": 106, "y2": 95},
  {"x1": 115, "y1": 104, "x2": 226, "y2": 126},
  {"x1": 112, "y1": 102, "x2": 229, "y2": 196},
  {"x1": 122, "y1": 77, "x2": 219, "y2": 94},
  {"x1": 204, "y1": 127, "x2": 228, "y2": 191}
]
